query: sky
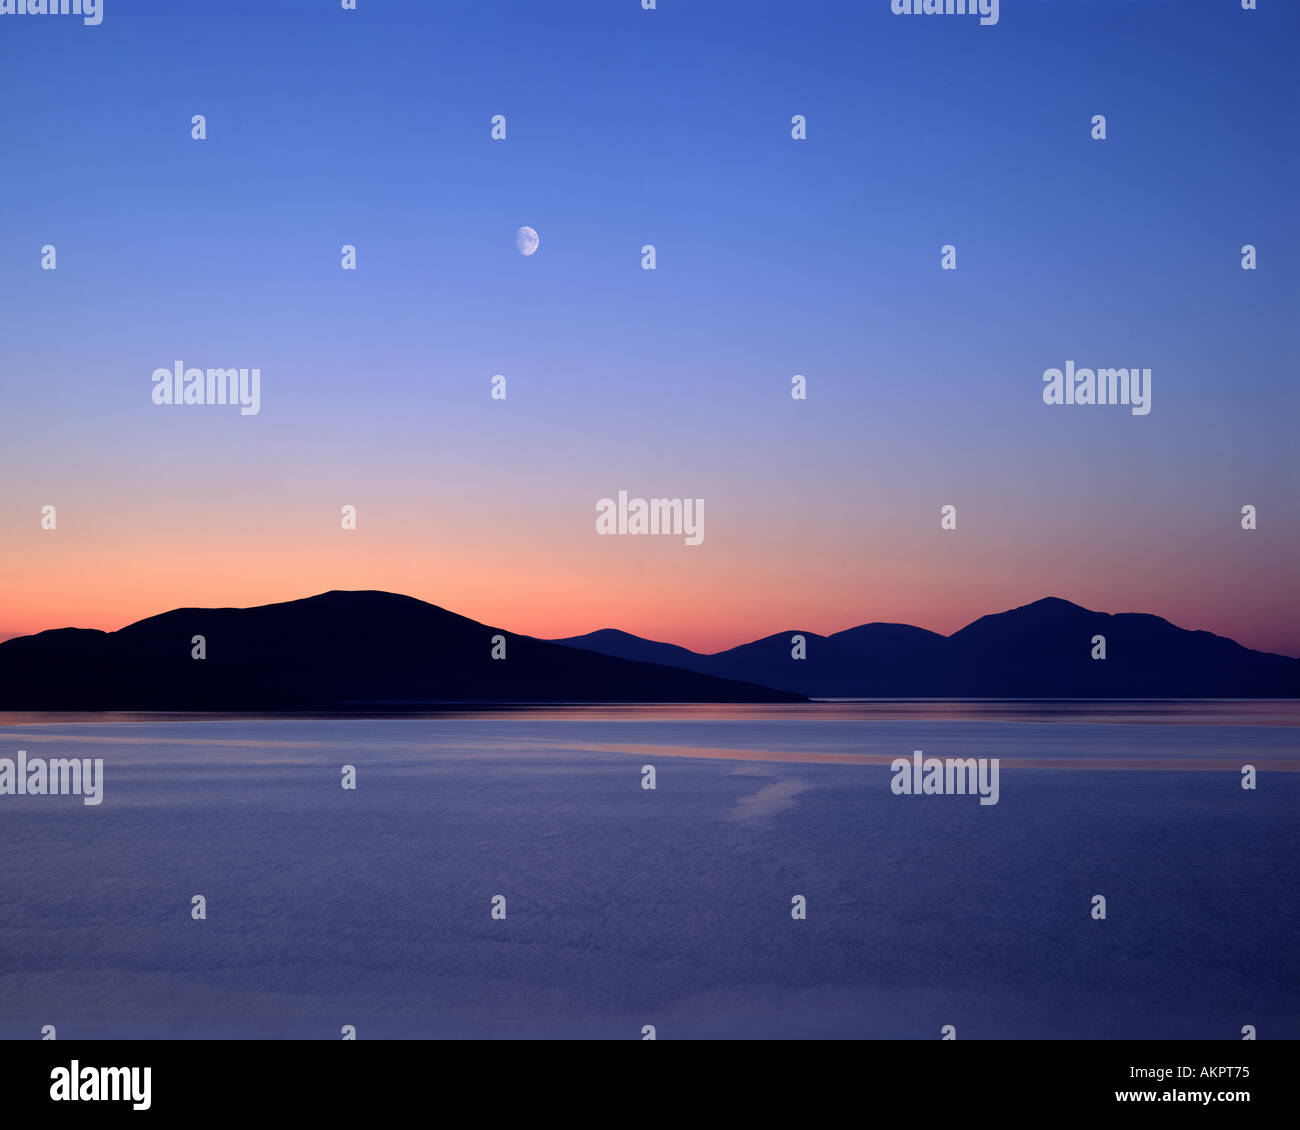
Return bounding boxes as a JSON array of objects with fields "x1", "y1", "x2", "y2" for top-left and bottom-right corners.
[{"x1": 0, "y1": 0, "x2": 1297, "y2": 656}]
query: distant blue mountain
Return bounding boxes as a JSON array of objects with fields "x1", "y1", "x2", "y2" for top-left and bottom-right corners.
[
  {"x1": 547, "y1": 628, "x2": 709, "y2": 672},
  {"x1": 552, "y1": 597, "x2": 1300, "y2": 698}
]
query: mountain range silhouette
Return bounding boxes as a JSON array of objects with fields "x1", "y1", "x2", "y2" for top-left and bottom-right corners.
[
  {"x1": 0, "y1": 592, "x2": 1294, "y2": 709},
  {"x1": 555, "y1": 595, "x2": 1300, "y2": 698}
]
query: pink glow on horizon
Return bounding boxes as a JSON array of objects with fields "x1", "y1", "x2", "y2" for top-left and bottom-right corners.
[
  {"x1": 1, "y1": 570, "x2": 1296, "y2": 659},
  {"x1": 2, "y1": 488, "x2": 1296, "y2": 657}
]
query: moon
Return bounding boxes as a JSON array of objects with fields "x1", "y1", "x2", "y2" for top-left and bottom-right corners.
[{"x1": 515, "y1": 226, "x2": 539, "y2": 256}]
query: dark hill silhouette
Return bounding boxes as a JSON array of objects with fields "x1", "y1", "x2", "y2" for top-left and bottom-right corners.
[
  {"x1": 696, "y1": 632, "x2": 874, "y2": 698},
  {"x1": 555, "y1": 598, "x2": 1300, "y2": 698},
  {"x1": 938, "y1": 597, "x2": 1299, "y2": 697},
  {"x1": 828, "y1": 622, "x2": 948, "y2": 661},
  {"x1": 550, "y1": 625, "x2": 944, "y2": 696},
  {"x1": 0, "y1": 591, "x2": 805, "y2": 709},
  {"x1": 548, "y1": 628, "x2": 707, "y2": 672},
  {"x1": 555, "y1": 627, "x2": 868, "y2": 696}
]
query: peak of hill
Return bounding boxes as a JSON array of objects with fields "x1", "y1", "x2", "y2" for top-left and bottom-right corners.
[{"x1": 0, "y1": 591, "x2": 805, "y2": 709}]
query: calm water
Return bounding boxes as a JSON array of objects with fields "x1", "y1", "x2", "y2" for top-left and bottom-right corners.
[{"x1": 0, "y1": 702, "x2": 1296, "y2": 1039}]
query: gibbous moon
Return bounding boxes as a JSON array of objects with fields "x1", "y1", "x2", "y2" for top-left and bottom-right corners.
[{"x1": 516, "y1": 226, "x2": 539, "y2": 256}]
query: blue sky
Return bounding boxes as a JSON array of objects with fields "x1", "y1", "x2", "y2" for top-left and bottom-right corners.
[{"x1": 0, "y1": 0, "x2": 1296, "y2": 653}]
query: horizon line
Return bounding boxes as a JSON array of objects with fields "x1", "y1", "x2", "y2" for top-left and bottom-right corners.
[{"x1": 4, "y1": 589, "x2": 1298, "y2": 662}]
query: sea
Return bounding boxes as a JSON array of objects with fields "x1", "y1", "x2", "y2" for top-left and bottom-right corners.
[{"x1": 0, "y1": 701, "x2": 1295, "y2": 1039}]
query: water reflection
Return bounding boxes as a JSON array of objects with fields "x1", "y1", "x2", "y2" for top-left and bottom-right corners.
[{"x1": 1, "y1": 699, "x2": 1298, "y2": 726}]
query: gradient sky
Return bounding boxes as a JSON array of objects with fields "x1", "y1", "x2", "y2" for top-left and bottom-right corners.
[{"x1": 1, "y1": 0, "x2": 1297, "y2": 656}]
